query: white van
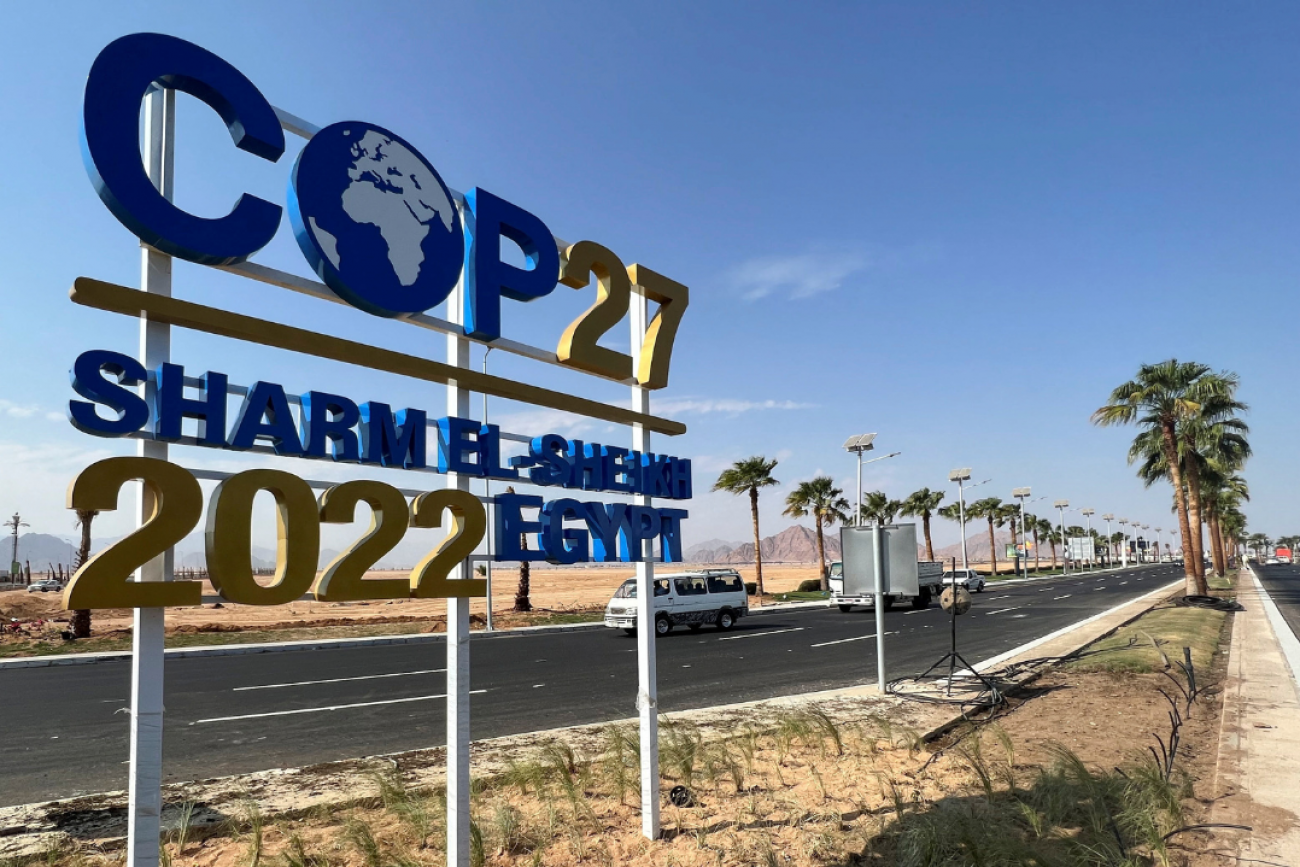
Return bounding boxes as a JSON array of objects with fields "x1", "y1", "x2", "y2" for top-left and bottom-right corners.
[{"x1": 604, "y1": 570, "x2": 749, "y2": 636}]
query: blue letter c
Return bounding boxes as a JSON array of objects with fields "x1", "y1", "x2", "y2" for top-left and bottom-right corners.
[{"x1": 81, "y1": 33, "x2": 285, "y2": 265}]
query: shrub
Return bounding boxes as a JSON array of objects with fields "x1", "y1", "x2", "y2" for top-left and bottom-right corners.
[{"x1": 797, "y1": 579, "x2": 823, "y2": 592}]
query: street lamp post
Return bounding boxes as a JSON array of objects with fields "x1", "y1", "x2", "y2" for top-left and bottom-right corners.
[
  {"x1": 950, "y1": 470, "x2": 972, "y2": 573},
  {"x1": 1119, "y1": 519, "x2": 1130, "y2": 568},
  {"x1": 1154, "y1": 527, "x2": 1163, "y2": 563},
  {"x1": 1081, "y1": 508, "x2": 1095, "y2": 570},
  {"x1": 846, "y1": 434, "x2": 900, "y2": 693},
  {"x1": 1012, "y1": 488, "x2": 1031, "y2": 579},
  {"x1": 844, "y1": 434, "x2": 876, "y2": 528},
  {"x1": 1054, "y1": 500, "x2": 1070, "y2": 575},
  {"x1": 1102, "y1": 514, "x2": 1114, "y2": 569}
]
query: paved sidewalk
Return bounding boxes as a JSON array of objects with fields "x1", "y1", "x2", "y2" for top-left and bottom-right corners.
[{"x1": 1210, "y1": 569, "x2": 1300, "y2": 862}]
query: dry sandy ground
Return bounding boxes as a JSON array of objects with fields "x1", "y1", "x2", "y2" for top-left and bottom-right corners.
[{"x1": 1, "y1": 564, "x2": 825, "y2": 632}]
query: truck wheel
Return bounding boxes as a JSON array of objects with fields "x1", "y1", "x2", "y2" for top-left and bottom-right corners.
[
  {"x1": 883, "y1": 597, "x2": 896, "y2": 612},
  {"x1": 622, "y1": 628, "x2": 636, "y2": 636},
  {"x1": 911, "y1": 589, "x2": 931, "y2": 610},
  {"x1": 655, "y1": 614, "x2": 672, "y2": 636},
  {"x1": 838, "y1": 604, "x2": 854, "y2": 613},
  {"x1": 716, "y1": 608, "x2": 736, "y2": 631}
]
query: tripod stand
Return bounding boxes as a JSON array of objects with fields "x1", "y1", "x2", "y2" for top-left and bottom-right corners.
[{"x1": 916, "y1": 558, "x2": 1001, "y2": 703}]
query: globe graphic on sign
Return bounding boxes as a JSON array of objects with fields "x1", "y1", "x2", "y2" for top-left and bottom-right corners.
[{"x1": 289, "y1": 122, "x2": 463, "y2": 317}]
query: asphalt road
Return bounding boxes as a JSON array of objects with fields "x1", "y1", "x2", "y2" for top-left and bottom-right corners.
[
  {"x1": 0, "y1": 563, "x2": 1182, "y2": 805},
  {"x1": 1253, "y1": 561, "x2": 1300, "y2": 641}
]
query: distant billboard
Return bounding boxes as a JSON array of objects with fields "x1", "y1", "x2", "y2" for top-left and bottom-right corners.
[{"x1": 1067, "y1": 536, "x2": 1094, "y2": 562}]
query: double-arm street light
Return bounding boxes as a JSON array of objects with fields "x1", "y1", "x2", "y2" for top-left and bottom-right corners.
[
  {"x1": 1054, "y1": 500, "x2": 1070, "y2": 575},
  {"x1": 844, "y1": 434, "x2": 901, "y2": 527},
  {"x1": 1012, "y1": 488, "x2": 1032, "y2": 579},
  {"x1": 1102, "y1": 514, "x2": 1115, "y2": 568},
  {"x1": 949, "y1": 470, "x2": 990, "y2": 573},
  {"x1": 1081, "y1": 508, "x2": 1095, "y2": 570}
]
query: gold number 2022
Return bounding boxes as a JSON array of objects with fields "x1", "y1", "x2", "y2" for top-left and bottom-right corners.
[
  {"x1": 63, "y1": 457, "x2": 486, "y2": 610},
  {"x1": 557, "y1": 242, "x2": 688, "y2": 389}
]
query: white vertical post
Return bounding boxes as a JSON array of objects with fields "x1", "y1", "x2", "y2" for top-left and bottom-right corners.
[
  {"x1": 872, "y1": 522, "x2": 886, "y2": 691},
  {"x1": 127, "y1": 85, "x2": 174, "y2": 867},
  {"x1": 482, "y1": 347, "x2": 493, "y2": 632},
  {"x1": 630, "y1": 280, "x2": 659, "y2": 839},
  {"x1": 445, "y1": 265, "x2": 472, "y2": 867}
]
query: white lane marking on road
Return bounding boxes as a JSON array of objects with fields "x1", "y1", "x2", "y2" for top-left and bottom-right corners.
[
  {"x1": 1054, "y1": 594, "x2": 1072, "y2": 600},
  {"x1": 532, "y1": 684, "x2": 545, "y2": 688},
  {"x1": 1094, "y1": 587, "x2": 1105, "y2": 591},
  {"x1": 233, "y1": 669, "x2": 447, "y2": 691},
  {"x1": 810, "y1": 631, "x2": 896, "y2": 648},
  {"x1": 1120, "y1": 581, "x2": 1129, "y2": 586},
  {"x1": 903, "y1": 609, "x2": 930, "y2": 615},
  {"x1": 987, "y1": 596, "x2": 1011, "y2": 601},
  {"x1": 718, "y1": 627, "x2": 805, "y2": 641},
  {"x1": 988, "y1": 606, "x2": 1025, "y2": 615},
  {"x1": 195, "y1": 690, "x2": 488, "y2": 723}
]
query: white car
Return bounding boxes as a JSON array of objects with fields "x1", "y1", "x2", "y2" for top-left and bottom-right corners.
[
  {"x1": 1266, "y1": 557, "x2": 1280, "y2": 565},
  {"x1": 942, "y1": 569, "x2": 986, "y2": 593},
  {"x1": 604, "y1": 570, "x2": 749, "y2": 635},
  {"x1": 27, "y1": 580, "x2": 63, "y2": 593}
]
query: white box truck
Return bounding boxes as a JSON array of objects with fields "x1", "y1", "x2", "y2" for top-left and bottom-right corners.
[{"x1": 829, "y1": 523, "x2": 944, "y2": 612}]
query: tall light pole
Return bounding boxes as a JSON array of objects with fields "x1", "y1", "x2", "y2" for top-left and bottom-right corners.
[
  {"x1": 1119, "y1": 518, "x2": 1130, "y2": 568},
  {"x1": 846, "y1": 433, "x2": 899, "y2": 693},
  {"x1": 1102, "y1": 514, "x2": 1114, "y2": 568},
  {"x1": 949, "y1": 470, "x2": 972, "y2": 573},
  {"x1": 4, "y1": 512, "x2": 29, "y2": 582},
  {"x1": 1012, "y1": 488, "x2": 1031, "y2": 579},
  {"x1": 1054, "y1": 500, "x2": 1070, "y2": 575},
  {"x1": 1081, "y1": 508, "x2": 1095, "y2": 570},
  {"x1": 1154, "y1": 527, "x2": 1163, "y2": 563},
  {"x1": 844, "y1": 434, "x2": 876, "y2": 527}
]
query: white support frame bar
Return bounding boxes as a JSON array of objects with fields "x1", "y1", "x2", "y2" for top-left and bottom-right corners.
[
  {"x1": 126, "y1": 85, "x2": 174, "y2": 867},
  {"x1": 630, "y1": 284, "x2": 659, "y2": 839},
  {"x1": 444, "y1": 240, "x2": 473, "y2": 867}
]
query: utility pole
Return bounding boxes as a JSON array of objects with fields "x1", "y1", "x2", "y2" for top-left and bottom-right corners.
[{"x1": 4, "y1": 512, "x2": 29, "y2": 582}]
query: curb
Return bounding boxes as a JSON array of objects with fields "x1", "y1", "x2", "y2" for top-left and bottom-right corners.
[{"x1": 1245, "y1": 564, "x2": 1300, "y2": 686}]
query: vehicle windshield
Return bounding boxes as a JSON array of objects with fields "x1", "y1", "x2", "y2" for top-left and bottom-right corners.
[
  {"x1": 613, "y1": 579, "x2": 637, "y2": 599},
  {"x1": 829, "y1": 563, "x2": 843, "y2": 579}
]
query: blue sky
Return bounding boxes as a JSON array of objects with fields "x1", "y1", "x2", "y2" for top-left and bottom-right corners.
[{"x1": 1, "y1": 1, "x2": 1297, "y2": 553}]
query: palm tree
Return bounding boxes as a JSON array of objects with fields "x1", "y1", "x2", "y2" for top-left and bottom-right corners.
[
  {"x1": 503, "y1": 486, "x2": 533, "y2": 612},
  {"x1": 900, "y1": 488, "x2": 945, "y2": 562},
  {"x1": 1093, "y1": 360, "x2": 1219, "y2": 595},
  {"x1": 1044, "y1": 524, "x2": 1062, "y2": 568},
  {"x1": 859, "y1": 491, "x2": 903, "y2": 527},
  {"x1": 71, "y1": 508, "x2": 98, "y2": 638},
  {"x1": 938, "y1": 502, "x2": 965, "y2": 566},
  {"x1": 1024, "y1": 513, "x2": 1044, "y2": 572},
  {"x1": 783, "y1": 477, "x2": 851, "y2": 591},
  {"x1": 966, "y1": 497, "x2": 1005, "y2": 575},
  {"x1": 713, "y1": 457, "x2": 780, "y2": 596},
  {"x1": 999, "y1": 503, "x2": 1021, "y2": 572}
]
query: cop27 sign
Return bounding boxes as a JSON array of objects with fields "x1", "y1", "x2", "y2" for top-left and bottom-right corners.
[{"x1": 65, "y1": 32, "x2": 691, "y2": 611}]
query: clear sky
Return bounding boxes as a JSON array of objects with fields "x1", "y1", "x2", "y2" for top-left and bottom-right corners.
[{"x1": 1, "y1": 1, "x2": 1296, "y2": 555}]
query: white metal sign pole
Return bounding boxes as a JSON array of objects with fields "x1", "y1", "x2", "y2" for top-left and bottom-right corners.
[
  {"x1": 446, "y1": 272, "x2": 472, "y2": 867},
  {"x1": 873, "y1": 523, "x2": 886, "y2": 691},
  {"x1": 630, "y1": 283, "x2": 659, "y2": 839},
  {"x1": 127, "y1": 85, "x2": 174, "y2": 867}
]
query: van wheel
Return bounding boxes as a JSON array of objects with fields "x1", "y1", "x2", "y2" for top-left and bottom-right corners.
[
  {"x1": 655, "y1": 614, "x2": 672, "y2": 636},
  {"x1": 716, "y1": 609, "x2": 736, "y2": 631},
  {"x1": 838, "y1": 604, "x2": 853, "y2": 613}
]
